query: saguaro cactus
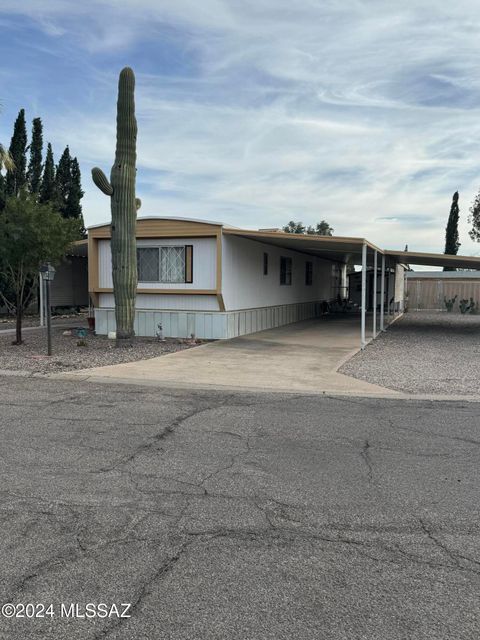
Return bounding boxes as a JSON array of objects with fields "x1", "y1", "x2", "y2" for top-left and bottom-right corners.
[{"x1": 92, "y1": 67, "x2": 141, "y2": 345}]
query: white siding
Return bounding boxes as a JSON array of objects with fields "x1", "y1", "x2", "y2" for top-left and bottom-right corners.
[
  {"x1": 98, "y1": 293, "x2": 219, "y2": 311},
  {"x1": 95, "y1": 309, "x2": 228, "y2": 339},
  {"x1": 95, "y1": 301, "x2": 321, "y2": 339},
  {"x1": 221, "y1": 235, "x2": 338, "y2": 311},
  {"x1": 98, "y1": 237, "x2": 216, "y2": 290}
]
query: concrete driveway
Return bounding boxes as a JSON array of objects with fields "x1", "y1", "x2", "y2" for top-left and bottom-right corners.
[
  {"x1": 60, "y1": 315, "x2": 397, "y2": 396},
  {"x1": 1, "y1": 376, "x2": 479, "y2": 640}
]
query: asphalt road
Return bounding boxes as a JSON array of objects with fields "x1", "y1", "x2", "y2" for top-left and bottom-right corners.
[{"x1": 0, "y1": 376, "x2": 479, "y2": 639}]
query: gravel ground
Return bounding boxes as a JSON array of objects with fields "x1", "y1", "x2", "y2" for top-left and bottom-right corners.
[
  {"x1": 0, "y1": 313, "x2": 85, "y2": 331},
  {"x1": 340, "y1": 310, "x2": 480, "y2": 395},
  {"x1": 0, "y1": 325, "x2": 200, "y2": 374}
]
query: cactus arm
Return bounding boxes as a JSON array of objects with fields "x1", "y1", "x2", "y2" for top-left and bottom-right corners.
[
  {"x1": 92, "y1": 167, "x2": 113, "y2": 196},
  {"x1": 135, "y1": 197, "x2": 141, "y2": 210}
]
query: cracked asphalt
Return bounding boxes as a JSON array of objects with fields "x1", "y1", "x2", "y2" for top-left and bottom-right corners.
[{"x1": 0, "y1": 376, "x2": 479, "y2": 639}]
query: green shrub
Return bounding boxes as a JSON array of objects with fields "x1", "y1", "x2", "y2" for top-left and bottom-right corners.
[{"x1": 444, "y1": 295, "x2": 457, "y2": 312}]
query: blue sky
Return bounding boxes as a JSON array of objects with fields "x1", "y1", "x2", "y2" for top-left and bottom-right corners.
[{"x1": 1, "y1": 1, "x2": 480, "y2": 256}]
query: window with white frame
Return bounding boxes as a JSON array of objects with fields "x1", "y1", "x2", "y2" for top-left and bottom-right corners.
[{"x1": 137, "y1": 246, "x2": 190, "y2": 283}]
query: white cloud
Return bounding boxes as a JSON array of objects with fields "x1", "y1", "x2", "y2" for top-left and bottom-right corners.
[{"x1": 2, "y1": 1, "x2": 480, "y2": 257}]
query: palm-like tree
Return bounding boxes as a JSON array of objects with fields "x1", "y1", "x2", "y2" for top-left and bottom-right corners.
[{"x1": 0, "y1": 143, "x2": 14, "y2": 171}]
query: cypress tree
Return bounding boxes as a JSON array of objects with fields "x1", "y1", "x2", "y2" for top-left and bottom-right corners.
[
  {"x1": 469, "y1": 188, "x2": 480, "y2": 244},
  {"x1": 0, "y1": 173, "x2": 5, "y2": 211},
  {"x1": 55, "y1": 146, "x2": 72, "y2": 217},
  {"x1": 67, "y1": 157, "x2": 85, "y2": 235},
  {"x1": 5, "y1": 109, "x2": 27, "y2": 196},
  {"x1": 443, "y1": 191, "x2": 460, "y2": 271},
  {"x1": 27, "y1": 117, "x2": 43, "y2": 194},
  {"x1": 39, "y1": 143, "x2": 56, "y2": 204}
]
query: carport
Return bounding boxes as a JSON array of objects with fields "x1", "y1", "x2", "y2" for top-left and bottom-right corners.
[
  {"x1": 224, "y1": 231, "x2": 404, "y2": 349},
  {"x1": 224, "y1": 230, "x2": 480, "y2": 350}
]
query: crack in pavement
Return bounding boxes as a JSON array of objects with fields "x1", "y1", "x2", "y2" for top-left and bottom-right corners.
[
  {"x1": 360, "y1": 439, "x2": 373, "y2": 483},
  {"x1": 419, "y1": 518, "x2": 480, "y2": 574},
  {"x1": 92, "y1": 537, "x2": 196, "y2": 639},
  {"x1": 96, "y1": 404, "x2": 223, "y2": 473}
]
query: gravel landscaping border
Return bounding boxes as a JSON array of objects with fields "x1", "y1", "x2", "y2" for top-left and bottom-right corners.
[
  {"x1": 0, "y1": 324, "x2": 201, "y2": 374},
  {"x1": 339, "y1": 311, "x2": 480, "y2": 395},
  {"x1": 0, "y1": 313, "x2": 86, "y2": 331}
]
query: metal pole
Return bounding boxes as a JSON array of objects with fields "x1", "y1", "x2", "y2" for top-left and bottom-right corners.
[
  {"x1": 392, "y1": 264, "x2": 397, "y2": 316},
  {"x1": 386, "y1": 259, "x2": 391, "y2": 320},
  {"x1": 361, "y1": 243, "x2": 367, "y2": 349},
  {"x1": 373, "y1": 250, "x2": 377, "y2": 338},
  {"x1": 380, "y1": 254, "x2": 385, "y2": 331},
  {"x1": 46, "y1": 277, "x2": 52, "y2": 356},
  {"x1": 39, "y1": 273, "x2": 45, "y2": 327}
]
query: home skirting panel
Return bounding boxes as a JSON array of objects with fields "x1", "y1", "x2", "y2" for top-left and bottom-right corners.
[{"x1": 95, "y1": 301, "x2": 322, "y2": 340}]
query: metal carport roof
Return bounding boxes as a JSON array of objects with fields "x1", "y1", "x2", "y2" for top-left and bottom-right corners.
[
  {"x1": 384, "y1": 250, "x2": 480, "y2": 270},
  {"x1": 222, "y1": 229, "x2": 381, "y2": 265},
  {"x1": 223, "y1": 228, "x2": 480, "y2": 269}
]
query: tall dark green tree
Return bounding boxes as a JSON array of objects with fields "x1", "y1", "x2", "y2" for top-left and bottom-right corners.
[
  {"x1": 55, "y1": 147, "x2": 85, "y2": 231},
  {"x1": 39, "y1": 143, "x2": 56, "y2": 204},
  {"x1": 469, "y1": 188, "x2": 480, "y2": 244},
  {"x1": 68, "y1": 157, "x2": 85, "y2": 235},
  {"x1": 283, "y1": 221, "x2": 306, "y2": 234},
  {"x1": 55, "y1": 145, "x2": 72, "y2": 217},
  {"x1": 306, "y1": 221, "x2": 334, "y2": 236},
  {"x1": 5, "y1": 108, "x2": 27, "y2": 196},
  {"x1": 443, "y1": 191, "x2": 460, "y2": 271},
  {"x1": 283, "y1": 220, "x2": 334, "y2": 236},
  {"x1": 0, "y1": 174, "x2": 5, "y2": 211},
  {"x1": 27, "y1": 117, "x2": 43, "y2": 194}
]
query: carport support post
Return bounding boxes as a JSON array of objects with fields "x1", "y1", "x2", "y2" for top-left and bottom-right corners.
[
  {"x1": 386, "y1": 259, "x2": 391, "y2": 320},
  {"x1": 380, "y1": 254, "x2": 385, "y2": 331},
  {"x1": 361, "y1": 243, "x2": 367, "y2": 349},
  {"x1": 372, "y1": 250, "x2": 377, "y2": 338},
  {"x1": 39, "y1": 272, "x2": 45, "y2": 327}
]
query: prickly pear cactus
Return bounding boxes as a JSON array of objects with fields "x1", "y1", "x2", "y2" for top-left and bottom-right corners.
[
  {"x1": 444, "y1": 295, "x2": 457, "y2": 312},
  {"x1": 92, "y1": 67, "x2": 141, "y2": 345}
]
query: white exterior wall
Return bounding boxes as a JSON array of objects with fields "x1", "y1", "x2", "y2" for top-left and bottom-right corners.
[
  {"x1": 94, "y1": 231, "x2": 341, "y2": 339},
  {"x1": 98, "y1": 237, "x2": 216, "y2": 290},
  {"x1": 221, "y1": 235, "x2": 339, "y2": 311}
]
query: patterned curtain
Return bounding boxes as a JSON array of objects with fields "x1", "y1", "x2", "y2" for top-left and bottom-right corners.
[{"x1": 160, "y1": 247, "x2": 185, "y2": 283}]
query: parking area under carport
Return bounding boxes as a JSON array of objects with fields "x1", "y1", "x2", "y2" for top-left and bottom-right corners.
[{"x1": 57, "y1": 313, "x2": 399, "y2": 395}]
